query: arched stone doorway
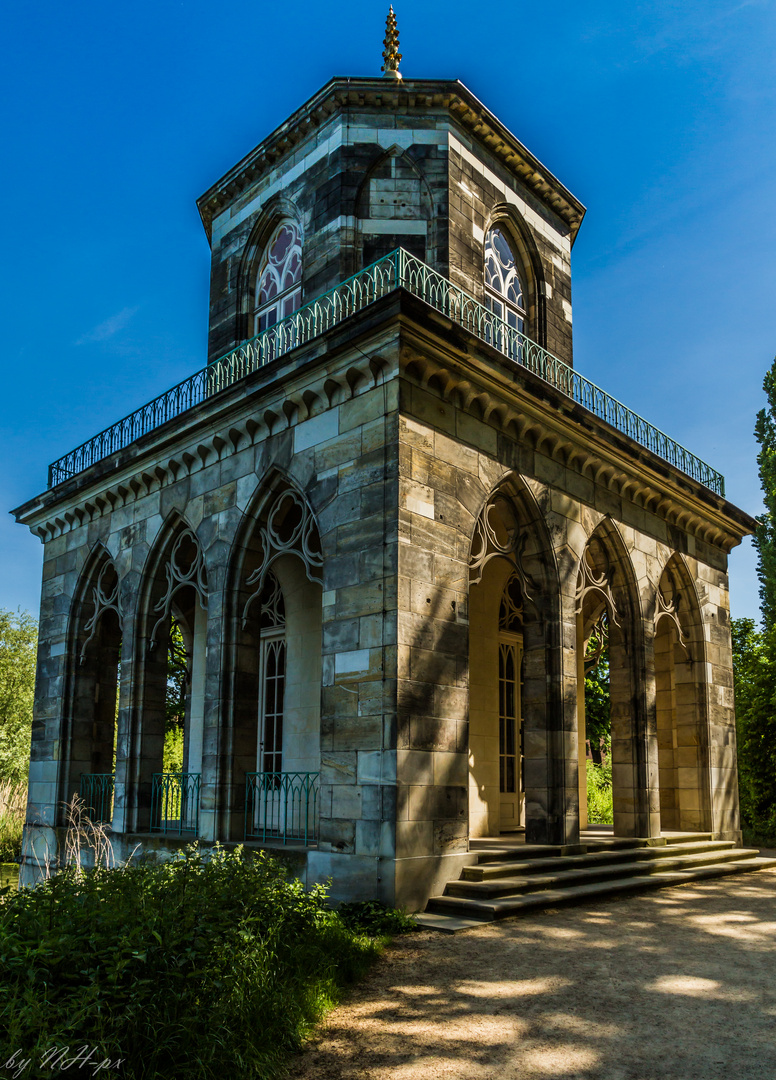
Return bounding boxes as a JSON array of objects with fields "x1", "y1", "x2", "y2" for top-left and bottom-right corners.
[
  {"x1": 654, "y1": 555, "x2": 711, "y2": 833},
  {"x1": 223, "y1": 477, "x2": 323, "y2": 843},
  {"x1": 62, "y1": 545, "x2": 123, "y2": 825},
  {"x1": 576, "y1": 522, "x2": 658, "y2": 838},
  {"x1": 467, "y1": 482, "x2": 563, "y2": 844},
  {"x1": 130, "y1": 517, "x2": 209, "y2": 833}
]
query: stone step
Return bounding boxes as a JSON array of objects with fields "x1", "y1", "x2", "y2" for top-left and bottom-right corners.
[
  {"x1": 662, "y1": 832, "x2": 714, "y2": 845},
  {"x1": 448, "y1": 847, "x2": 758, "y2": 900},
  {"x1": 424, "y1": 856, "x2": 776, "y2": 924},
  {"x1": 472, "y1": 842, "x2": 590, "y2": 864},
  {"x1": 464, "y1": 840, "x2": 738, "y2": 881}
]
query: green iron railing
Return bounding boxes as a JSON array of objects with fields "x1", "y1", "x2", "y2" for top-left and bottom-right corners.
[
  {"x1": 79, "y1": 772, "x2": 115, "y2": 824},
  {"x1": 245, "y1": 771, "x2": 319, "y2": 845},
  {"x1": 150, "y1": 771, "x2": 200, "y2": 836},
  {"x1": 47, "y1": 249, "x2": 724, "y2": 496}
]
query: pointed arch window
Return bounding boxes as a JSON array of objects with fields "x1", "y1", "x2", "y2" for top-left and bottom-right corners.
[
  {"x1": 253, "y1": 221, "x2": 302, "y2": 336},
  {"x1": 498, "y1": 574, "x2": 524, "y2": 808},
  {"x1": 484, "y1": 226, "x2": 526, "y2": 340},
  {"x1": 257, "y1": 571, "x2": 286, "y2": 775}
]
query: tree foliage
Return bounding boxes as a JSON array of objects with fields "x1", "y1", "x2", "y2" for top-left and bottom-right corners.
[
  {"x1": 585, "y1": 637, "x2": 611, "y2": 764},
  {"x1": 732, "y1": 617, "x2": 776, "y2": 838},
  {"x1": 735, "y1": 355, "x2": 776, "y2": 840},
  {"x1": 163, "y1": 620, "x2": 187, "y2": 773},
  {"x1": 755, "y1": 361, "x2": 776, "y2": 631},
  {"x1": 0, "y1": 610, "x2": 37, "y2": 783}
]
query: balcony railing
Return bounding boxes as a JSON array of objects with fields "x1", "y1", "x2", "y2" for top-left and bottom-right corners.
[
  {"x1": 79, "y1": 772, "x2": 115, "y2": 824},
  {"x1": 47, "y1": 249, "x2": 724, "y2": 497},
  {"x1": 150, "y1": 772, "x2": 200, "y2": 836},
  {"x1": 245, "y1": 771, "x2": 319, "y2": 845}
]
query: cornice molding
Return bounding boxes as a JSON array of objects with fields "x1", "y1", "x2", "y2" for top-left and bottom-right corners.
[
  {"x1": 14, "y1": 294, "x2": 751, "y2": 557},
  {"x1": 196, "y1": 77, "x2": 586, "y2": 244},
  {"x1": 14, "y1": 318, "x2": 399, "y2": 543},
  {"x1": 395, "y1": 304, "x2": 754, "y2": 555}
]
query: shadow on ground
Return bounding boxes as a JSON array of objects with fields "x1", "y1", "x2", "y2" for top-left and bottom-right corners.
[{"x1": 294, "y1": 871, "x2": 776, "y2": 1080}]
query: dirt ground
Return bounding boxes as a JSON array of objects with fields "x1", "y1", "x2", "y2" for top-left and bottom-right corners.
[{"x1": 293, "y1": 868, "x2": 776, "y2": 1080}]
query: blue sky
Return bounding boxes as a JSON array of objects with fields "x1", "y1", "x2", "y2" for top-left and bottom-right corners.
[{"x1": 2, "y1": 0, "x2": 774, "y2": 622}]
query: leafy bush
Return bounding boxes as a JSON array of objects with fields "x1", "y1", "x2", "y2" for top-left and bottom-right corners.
[
  {"x1": 587, "y1": 759, "x2": 613, "y2": 825},
  {"x1": 338, "y1": 899, "x2": 417, "y2": 936},
  {"x1": 0, "y1": 846, "x2": 380, "y2": 1079},
  {"x1": 0, "y1": 778, "x2": 26, "y2": 862}
]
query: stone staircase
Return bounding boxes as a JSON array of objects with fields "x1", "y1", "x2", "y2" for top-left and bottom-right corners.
[{"x1": 415, "y1": 832, "x2": 776, "y2": 933}]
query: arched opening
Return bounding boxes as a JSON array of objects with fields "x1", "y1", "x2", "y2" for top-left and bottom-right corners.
[
  {"x1": 654, "y1": 557, "x2": 711, "y2": 832},
  {"x1": 468, "y1": 483, "x2": 561, "y2": 843},
  {"x1": 63, "y1": 548, "x2": 122, "y2": 825},
  {"x1": 577, "y1": 524, "x2": 657, "y2": 838},
  {"x1": 134, "y1": 523, "x2": 209, "y2": 835},
  {"x1": 483, "y1": 209, "x2": 546, "y2": 347},
  {"x1": 225, "y1": 479, "x2": 323, "y2": 843},
  {"x1": 252, "y1": 220, "x2": 302, "y2": 336},
  {"x1": 235, "y1": 199, "x2": 303, "y2": 347},
  {"x1": 356, "y1": 146, "x2": 434, "y2": 268}
]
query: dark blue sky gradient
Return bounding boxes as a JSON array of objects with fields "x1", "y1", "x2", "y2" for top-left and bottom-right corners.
[{"x1": 2, "y1": 0, "x2": 774, "y2": 621}]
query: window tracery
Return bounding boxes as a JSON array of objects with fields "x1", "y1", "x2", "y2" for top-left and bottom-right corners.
[
  {"x1": 80, "y1": 559, "x2": 123, "y2": 664},
  {"x1": 253, "y1": 221, "x2": 302, "y2": 336},
  {"x1": 242, "y1": 487, "x2": 322, "y2": 628},
  {"x1": 484, "y1": 226, "x2": 526, "y2": 337},
  {"x1": 149, "y1": 529, "x2": 208, "y2": 648}
]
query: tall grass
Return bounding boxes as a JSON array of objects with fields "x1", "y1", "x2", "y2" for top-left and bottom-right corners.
[
  {"x1": 587, "y1": 758, "x2": 613, "y2": 824},
  {"x1": 0, "y1": 845, "x2": 381, "y2": 1079},
  {"x1": 0, "y1": 779, "x2": 26, "y2": 863}
]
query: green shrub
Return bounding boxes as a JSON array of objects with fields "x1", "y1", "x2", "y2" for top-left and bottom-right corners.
[
  {"x1": 587, "y1": 759, "x2": 613, "y2": 824},
  {"x1": 338, "y1": 899, "x2": 417, "y2": 936},
  {"x1": 0, "y1": 779, "x2": 25, "y2": 862},
  {"x1": 0, "y1": 845, "x2": 380, "y2": 1079}
]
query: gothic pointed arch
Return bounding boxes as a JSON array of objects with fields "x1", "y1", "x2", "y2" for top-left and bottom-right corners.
[
  {"x1": 60, "y1": 541, "x2": 123, "y2": 823},
  {"x1": 141, "y1": 512, "x2": 208, "y2": 651},
  {"x1": 653, "y1": 552, "x2": 711, "y2": 832},
  {"x1": 127, "y1": 511, "x2": 210, "y2": 833},
  {"x1": 236, "y1": 196, "x2": 304, "y2": 345},
  {"x1": 576, "y1": 518, "x2": 656, "y2": 837},
  {"x1": 355, "y1": 144, "x2": 435, "y2": 270},
  {"x1": 483, "y1": 204, "x2": 547, "y2": 347},
  {"x1": 467, "y1": 474, "x2": 565, "y2": 843},
  {"x1": 219, "y1": 470, "x2": 323, "y2": 841}
]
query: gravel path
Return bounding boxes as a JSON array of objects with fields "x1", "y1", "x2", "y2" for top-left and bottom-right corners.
[{"x1": 293, "y1": 868, "x2": 776, "y2": 1080}]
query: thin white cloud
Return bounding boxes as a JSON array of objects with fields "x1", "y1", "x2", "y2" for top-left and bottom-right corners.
[{"x1": 76, "y1": 306, "x2": 139, "y2": 345}]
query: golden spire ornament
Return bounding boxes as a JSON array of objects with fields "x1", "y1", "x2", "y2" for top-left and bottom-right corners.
[{"x1": 381, "y1": 6, "x2": 402, "y2": 80}]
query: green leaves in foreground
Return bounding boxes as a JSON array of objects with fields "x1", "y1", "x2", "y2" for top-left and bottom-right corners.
[{"x1": 0, "y1": 846, "x2": 381, "y2": 1079}]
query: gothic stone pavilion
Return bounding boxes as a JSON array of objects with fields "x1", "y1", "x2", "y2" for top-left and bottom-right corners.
[{"x1": 13, "y1": 52, "x2": 757, "y2": 910}]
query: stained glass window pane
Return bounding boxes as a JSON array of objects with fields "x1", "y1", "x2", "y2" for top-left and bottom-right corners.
[
  {"x1": 484, "y1": 226, "x2": 525, "y2": 319},
  {"x1": 254, "y1": 221, "x2": 302, "y2": 336}
]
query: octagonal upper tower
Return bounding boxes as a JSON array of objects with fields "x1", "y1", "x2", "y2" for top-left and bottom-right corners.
[{"x1": 197, "y1": 77, "x2": 585, "y2": 369}]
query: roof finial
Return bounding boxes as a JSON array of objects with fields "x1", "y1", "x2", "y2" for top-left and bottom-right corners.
[{"x1": 382, "y1": 6, "x2": 402, "y2": 80}]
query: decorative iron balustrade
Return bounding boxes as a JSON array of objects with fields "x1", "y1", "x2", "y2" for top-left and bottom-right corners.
[
  {"x1": 150, "y1": 772, "x2": 200, "y2": 836},
  {"x1": 79, "y1": 772, "x2": 115, "y2": 824},
  {"x1": 48, "y1": 249, "x2": 724, "y2": 496},
  {"x1": 245, "y1": 771, "x2": 319, "y2": 845}
]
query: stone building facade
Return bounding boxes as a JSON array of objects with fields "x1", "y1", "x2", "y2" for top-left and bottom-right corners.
[{"x1": 14, "y1": 74, "x2": 754, "y2": 911}]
